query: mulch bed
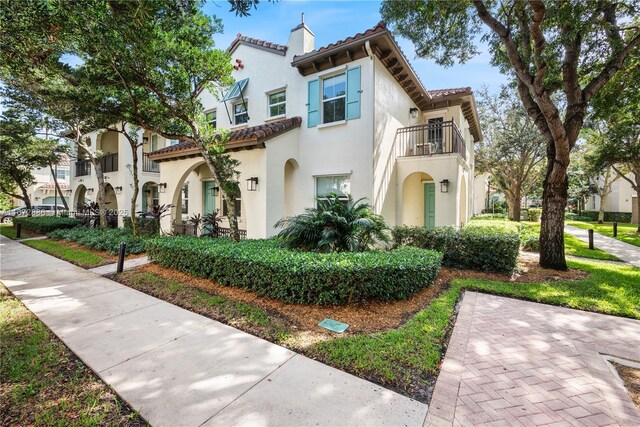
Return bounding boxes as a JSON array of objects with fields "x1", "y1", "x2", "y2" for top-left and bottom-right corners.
[
  {"x1": 611, "y1": 362, "x2": 640, "y2": 411},
  {"x1": 134, "y1": 252, "x2": 586, "y2": 337}
]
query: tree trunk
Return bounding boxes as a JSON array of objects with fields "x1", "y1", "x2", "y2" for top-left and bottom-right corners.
[
  {"x1": 597, "y1": 192, "x2": 606, "y2": 224},
  {"x1": 130, "y1": 144, "x2": 139, "y2": 236},
  {"x1": 49, "y1": 162, "x2": 69, "y2": 210},
  {"x1": 508, "y1": 187, "x2": 522, "y2": 222},
  {"x1": 635, "y1": 172, "x2": 640, "y2": 233},
  {"x1": 92, "y1": 159, "x2": 108, "y2": 228},
  {"x1": 539, "y1": 145, "x2": 569, "y2": 270},
  {"x1": 225, "y1": 195, "x2": 240, "y2": 242}
]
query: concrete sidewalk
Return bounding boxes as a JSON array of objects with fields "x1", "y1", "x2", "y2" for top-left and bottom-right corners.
[
  {"x1": 89, "y1": 255, "x2": 152, "y2": 276},
  {"x1": 0, "y1": 235, "x2": 427, "y2": 426},
  {"x1": 565, "y1": 225, "x2": 640, "y2": 267}
]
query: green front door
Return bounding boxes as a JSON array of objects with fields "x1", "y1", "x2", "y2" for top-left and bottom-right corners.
[
  {"x1": 423, "y1": 183, "x2": 435, "y2": 228},
  {"x1": 203, "y1": 181, "x2": 217, "y2": 214}
]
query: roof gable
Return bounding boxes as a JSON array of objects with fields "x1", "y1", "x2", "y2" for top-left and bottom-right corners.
[{"x1": 228, "y1": 34, "x2": 287, "y2": 56}]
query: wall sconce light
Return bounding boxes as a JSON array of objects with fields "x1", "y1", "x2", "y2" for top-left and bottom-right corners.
[
  {"x1": 65, "y1": 189, "x2": 72, "y2": 196},
  {"x1": 86, "y1": 188, "x2": 94, "y2": 195},
  {"x1": 246, "y1": 177, "x2": 259, "y2": 191},
  {"x1": 34, "y1": 196, "x2": 40, "y2": 200},
  {"x1": 440, "y1": 179, "x2": 450, "y2": 193},
  {"x1": 409, "y1": 107, "x2": 419, "y2": 119},
  {"x1": 143, "y1": 136, "x2": 149, "y2": 143},
  {"x1": 158, "y1": 183, "x2": 167, "y2": 193},
  {"x1": 114, "y1": 186, "x2": 123, "y2": 195},
  {"x1": 211, "y1": 186, "x2": 220, "y2": 197}
]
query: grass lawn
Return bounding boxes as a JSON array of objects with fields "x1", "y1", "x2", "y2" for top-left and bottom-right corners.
[
  {"x1": 524, "y1": 221, "x2": 621, "y2": 261},
  {"x1": 23, "y1": 239, "x2": 110, "y2": 268},
  {"x1": 313, "y1": 259, "x2": 640, "y2": 397},
  {"x1": 567, "y1": 220, "x2": 640, "y2": 248},
  {"x1": 0, "y1": 223, "x2": 18, "y2": 239},
  {"x1": 0, "y1": 285, "x2": 145, "y2": 425}
]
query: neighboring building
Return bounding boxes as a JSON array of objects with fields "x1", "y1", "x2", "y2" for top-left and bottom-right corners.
[
  {"x1": 14, "y1": 154, "x2": 70, "y2": 208},
  {"x1": 69, "y1": 21, "x2": 482, "y2": 237},
  {"x1": 588, "y1": 174, "x2": 636, "y2": 214}
]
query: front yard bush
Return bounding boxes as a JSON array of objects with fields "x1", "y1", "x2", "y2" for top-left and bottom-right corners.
[
  {"x1": 392, "y1": 224, "x2": 520, "y2": 273},
  {"x1": 47, "y1": 227, "x2": 147, "y2": 255},
  {"x1": 528, "y1": 208, "x2": 542, "y2": 222},
  {"x1": 572, "y1": 211, "x2": 633, "y2": 223},
  {"x1": 470, "y1": 213, "x2": 508, "y2": 220},
  {"x1": 13, "y1": 217, "x2": 82, "y2": 234},
  {"x1": 147, "y1": 237, "x2": 442, "y2": 305},
  {"x1": 519, "y1": 223, "x2": 540, "y2": 251}
]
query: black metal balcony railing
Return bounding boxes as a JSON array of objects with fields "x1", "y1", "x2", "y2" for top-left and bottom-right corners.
[
  {"x1": 100, "y1": 153, "x2": 118, "y2": 173},
  {"x1": 142, "y1": 153, "x2": 160, "y2": 173},
  {"x1": 396, "y1": 120, "x2": 467, "y2": 160},
  {"x1": 75, "y1": 160, "x2": 91, "y2": 177}
]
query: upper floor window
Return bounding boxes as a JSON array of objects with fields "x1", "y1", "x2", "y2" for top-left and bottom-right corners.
[
  {"x1": 268, "y1": 91, "x2": 286, "y2": 117},
  {"x1": 55, "y1": 169, "x2": 67, "y2": 180},
  {"x1": 205, "y1": 111, "x2": 217, "y2": 128},
  {"x1": 234, "y1": 102, "x2": 248, "y2": 125},
  {"x1": 322, "y1": 73, "x2": 346, "y2": 124}
]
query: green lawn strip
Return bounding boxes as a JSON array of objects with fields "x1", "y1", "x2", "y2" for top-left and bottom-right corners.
[
  {"x1": 567, "y1": 220, "x2": 640, "y2": 248},
  {"x1": 114, "y1": 271, "x2": 290, "y2": 343},
  {"x1": 520, "y1": 221, "x2": 620, "y2": 261},
  {"x1": 0, "y1": 285, "x2": 145, "y2": 426},
  {"x1": 23, "y1": 239, "x2": 108, "y2": 268},
  {"x1": 0, "y1": 223, "x2": 18, "y2": 239},
  {"x1": 312, "y1": 259, "x2": 640, "y2": 399}
]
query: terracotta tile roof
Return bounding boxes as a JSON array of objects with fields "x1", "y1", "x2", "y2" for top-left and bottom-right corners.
[
  {"x1": 428, "y1": 87, "x2": 472, "y2": 99},
  {"x1": 55, "y1": 153, "x2": 70, "y2": 166},
  {"x1": 148, "y1": 117, "x2": 302, "y2": 161},
  {"x1": 293, "y1": 21, "x2": 388, "y2": 61},
  {"x1": 228, "y1": 34, "x2": 287, "y2": 56},
  {"x1": 39, "y1": 182, "x2": 69, "y2": 190}
]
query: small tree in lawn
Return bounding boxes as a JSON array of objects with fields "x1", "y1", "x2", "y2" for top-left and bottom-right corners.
[
  {"x1": 381, "y1": 1, "x2": 640, "y2": 270},
  {"x1": 476, "y1": 87, "x2": 545, "y2": 222}
]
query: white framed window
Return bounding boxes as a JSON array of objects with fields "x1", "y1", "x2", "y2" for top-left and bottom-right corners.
[
  {"x1": 322, "y1": 73, "x2": 346, "y2": 124},
  {"x1": 316, "y1": 175, "x2": 350, "y2": 202},
  {"x1": 222, "y1": 197, "x2": 242, "y2": 218},
  {"x1": 55, "y1": 169, "x2": 67, "y2": 180},
  {"x1": 205, "y1": 110, "x2": 217, "y2": 128},
  {"x1": 268, "y1": 90, "x2": 286, "y2": 117},
  {"x1": 181, "y1": 184, "x2": 189, "y2": 214},
  {"x1": 234, "y1": 102, "x2": 248, "y2": 125}
]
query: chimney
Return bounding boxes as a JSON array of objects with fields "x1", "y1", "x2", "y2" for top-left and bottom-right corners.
[{"x1": 287, "y1": 13, "x2": 314, "y2": 55}]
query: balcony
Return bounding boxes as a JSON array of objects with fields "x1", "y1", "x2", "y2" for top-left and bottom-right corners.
[
  {"x1": 142, "y1": 153, "x2": 160, "y2": 173},
  {"x1": 75, "y1": 160, "x2": 91, "y2": 177},
  {"x1": 100, "y1": 153, "x2": 118, "y2": 173},
  {"x1": 396, "y1": 120, "x2": 467, "y2": 160}
]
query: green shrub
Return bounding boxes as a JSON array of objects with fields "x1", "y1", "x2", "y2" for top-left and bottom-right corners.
[
  {"x1": 565, "y1": 213, "x2": 594, "y2": 221},
  {"x1": 47, "y1": 227, "x2": 147, "y2": 255},
  {"x1": 13, "y1": 217, "x2": 82, "y2": 234},
  {"x1": 471, "y1": 213, "x2": 508, "y2": 220},
  {"x1": 528, "y1": 208, "x2": 542, "y2": 222},
  {"x1": 147, "y1": 237, "x2": 442, "y2": 305},
  {"x1": 123, "y1": 216, "x2": 159, "y2": 236},
  {"x1": 392, "y1": 224, "x2": 520, "y2": 273},
  {"x1": 275, "y1": 194, "x2": 389, "y2": 252},
  {"x1": 573, "y1": 211, "x2": 633, "y2": 223},
  {"x1": 519, "y1": 223, "x2": 540, "y2": 251}
]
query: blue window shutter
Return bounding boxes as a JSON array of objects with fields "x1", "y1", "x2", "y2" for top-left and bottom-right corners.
[
  {"x1": 307, "y1": 79, "x2": 319, "y2": 127},
  {"x1": 346, "y1": 66, "x2": 361, "y2": 120}
]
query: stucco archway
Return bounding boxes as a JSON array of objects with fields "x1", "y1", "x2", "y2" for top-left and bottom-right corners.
[
  {"x1": 141, "y1": 181, "x2": 159, "y2": 213},
  {"x1": 74, "y1": 185, "x2": 87, "y2": 209},
  {"x1": 402, "y1": 172, "x2": 436, "y2": 227},
  {"x1": 284, "y1": 158, "x2": 299, "y2": 218},
  {"x1": 169, "y1": 161, "x2": 207, "y2": 226}
]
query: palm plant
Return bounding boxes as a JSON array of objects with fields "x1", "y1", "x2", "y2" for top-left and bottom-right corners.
[{"x1": 275, "y1": 194, "x2": 389, "y2": 252}]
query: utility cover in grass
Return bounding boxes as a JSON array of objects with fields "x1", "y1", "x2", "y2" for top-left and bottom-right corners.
[{"x1": 318, "y1": 318, "x2": 349, "y2": 333}]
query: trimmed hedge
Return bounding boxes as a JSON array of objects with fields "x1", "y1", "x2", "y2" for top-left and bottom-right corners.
[
  {"x1": 470, "y1": 213, "x2": 508, "y2": 220},
  {"x1": 123, "y1": 216, "x2": 159, "y2": 236},
  {"x1": 47, "y1": 227, "x2": 147, "y2": 255},
  {"x1": 572, "y1": 211, "x2": 633, "y2": 223},
  {"x1": 519, "y1": 223, "x2": 540, "y2": 251},
  {"x1": 392, "y1": 224, "x2": 520, "y2": 273},
  {"x1": 528, "y1": 208, "x2": 542, "y2": 222},
  {"x1": 13, "y1": 217, "x2": 82, "y2": 234},
  {"x1": 147, "y1": 237, "x2": 443, "y2": 305}
]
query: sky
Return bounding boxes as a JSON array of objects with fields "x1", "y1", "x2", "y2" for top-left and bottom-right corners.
[{"x1": 203, "y1": 0, "x2": 509, "y2": 93}]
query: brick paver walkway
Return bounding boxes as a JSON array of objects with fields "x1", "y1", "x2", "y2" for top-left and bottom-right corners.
[{"x1": 427, "y1": 292, "x2": 640, "y2": 426}]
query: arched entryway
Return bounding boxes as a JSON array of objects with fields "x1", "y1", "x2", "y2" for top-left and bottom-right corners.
[
  {"x1": 141, "y1": 181, "x2": 159, "y2": 213},
  {"x1": 103, "y1": 184, "x2": 118, "y2": 227},
  {"x1": 284, "y1": 158, "x2": 299, "y2": 218},
  {"x1": 402, "y1": 172, "x2": 436, "y2": 227},
  {"x1": 74, "y1": 185, "x2": 87, "y2": 210}
]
